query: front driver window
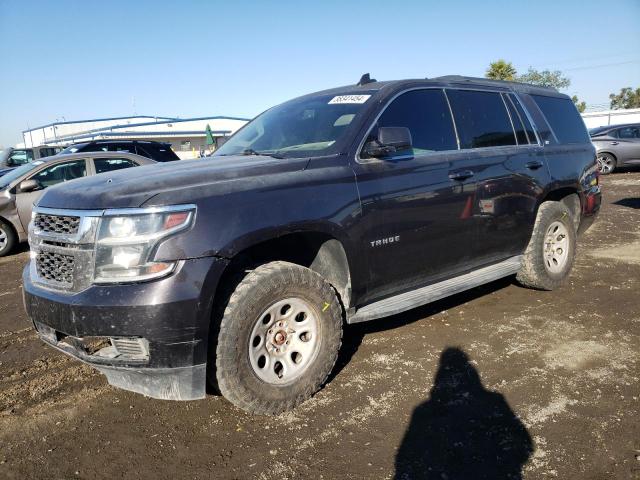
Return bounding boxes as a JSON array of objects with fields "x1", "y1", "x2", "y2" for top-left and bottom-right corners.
[{"x1": 29, "y1": 160, "x2": 87, "y2": 188}]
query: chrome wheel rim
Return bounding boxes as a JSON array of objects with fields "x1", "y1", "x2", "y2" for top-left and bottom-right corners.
[
  {"x1": 543, "y1": 221, "x2": 570, "y2": 273},
  {"x1": 248, "y1": 297, "x2": 321, "y2": 385},
  {"x1": 0, "y1": 227, "x2": 7, "y2": 251},
  {"x1": 597, "y1": 155, "x2": 614, "y2": 174}
]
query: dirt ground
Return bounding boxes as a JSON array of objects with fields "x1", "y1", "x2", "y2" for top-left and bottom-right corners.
[{"x1": 1, "y1": 173, "x2": 639, "y2": 480}]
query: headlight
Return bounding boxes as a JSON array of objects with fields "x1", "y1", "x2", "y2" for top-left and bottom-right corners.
[{"x1": 94, "y1": 205, "x2": 195, "y2": 283}]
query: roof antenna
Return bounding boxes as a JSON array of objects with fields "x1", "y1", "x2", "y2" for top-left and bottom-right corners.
[{"x1": 357, "y1": 73, "x2": 376, "y2": 86}]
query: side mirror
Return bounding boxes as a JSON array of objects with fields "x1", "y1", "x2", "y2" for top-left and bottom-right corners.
[
  {"x1": 362, "y1": 127, "x2": 413, "y2": 159},
  {"x1": 19, "y1": 179, "x2": 40, "y2": 193}
]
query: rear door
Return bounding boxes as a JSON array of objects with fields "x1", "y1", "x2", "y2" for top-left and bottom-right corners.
[
  {"x1": 612, "y1": 126, "x2": 640, "y2": 163},
  {"x1": 351, "y1": 88, "x2": 479, "y2": 303},
  {"x1": 445, "y1": 89, "x2": 550, "y2": 264}
]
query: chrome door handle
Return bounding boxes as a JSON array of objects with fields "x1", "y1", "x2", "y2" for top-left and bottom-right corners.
[{"x1": 449, "y1": 170, "x2": 474, "y2": 181}]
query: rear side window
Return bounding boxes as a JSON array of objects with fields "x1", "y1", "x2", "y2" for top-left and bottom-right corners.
[
  {"x1": 94, "y1": 158, "x2": 137, "y2": 174},
  {"x1": 446, "y1": 90, "x2": 516, "y2": 149},
  {"x1": 617, "y1": 126, "x2": 640, "y2": 139},
  {"x1": 531, "y1": 95, "x2": 589, "y2": 144},
  {"x1": 375, "y1": 89, "x2": 458, "y2": 154}
]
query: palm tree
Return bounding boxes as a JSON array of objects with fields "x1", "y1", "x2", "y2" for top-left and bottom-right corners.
[{"x1": 485, "y1": 60, "x2": 517, "y2": 81}]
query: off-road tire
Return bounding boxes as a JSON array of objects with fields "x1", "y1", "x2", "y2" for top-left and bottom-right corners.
[
  {"x1": 0, "y1": 220, "x2": 17, "y2": 257},
  {"x1": 516, "y1": 201, "x2": 577, "y2": 291},
  {"x1": 215, "y1": 261, "x2": 343, "y2": 414}
]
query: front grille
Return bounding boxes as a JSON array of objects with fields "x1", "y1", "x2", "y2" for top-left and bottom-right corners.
[
  {"x1": 36, "y1": 251, "x2": 75, "y2": 284},
  {"x1": 34, "y1": 214, "x2": 80, "y2": 235}
]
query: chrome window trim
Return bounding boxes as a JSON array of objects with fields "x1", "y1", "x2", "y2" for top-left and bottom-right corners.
[
  {"x1": 509, "y1": 93, "x2": 542, "y2": 146},
  {"x1": 500, "y1": 93, "x2": 520, "y2": 145}
]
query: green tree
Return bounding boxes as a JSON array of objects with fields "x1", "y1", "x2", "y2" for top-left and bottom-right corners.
[
  {"x1": 516, "y1": 67, "x2": 571, "y2": 90},
  {"x1": 571, "y1": 95, "x2": 586, "y2": 113},
  {"x1": 609, "y1": 87, "x2": 640, "y2": 109},
  {"x1": 486, "y1": 59, "x2": 517, "y2": 81}
]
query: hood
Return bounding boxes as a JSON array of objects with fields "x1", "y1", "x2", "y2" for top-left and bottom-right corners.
[
  {"x1": 37, "y1": 155, "x2": 309, "y2": 210},
  {"x1": 0, "y1": 167, "x2": 15, "y2": 177}
]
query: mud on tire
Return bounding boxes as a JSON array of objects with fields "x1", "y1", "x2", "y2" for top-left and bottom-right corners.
[
  {"x1": 214, "y1": 261, "x2": 343, "y2": 414},
  {"x1": 517, "y1": 200, "x2": 577, "y2": 291}
]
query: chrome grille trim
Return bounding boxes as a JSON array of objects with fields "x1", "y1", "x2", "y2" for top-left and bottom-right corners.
[
  {"x1": 28, "y1": 204, "x2": 196, "y2": 292},
  {"x1": 33, "y1": 213, "x2": 81, "y2": 235},
  {"x1": 36, "y1": 251, "x2": 75, "y2": 286}
]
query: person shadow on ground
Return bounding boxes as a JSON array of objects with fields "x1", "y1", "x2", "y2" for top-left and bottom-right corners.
[{"x1": 395, "y1": 347, "x2": 533, "y2": 480}]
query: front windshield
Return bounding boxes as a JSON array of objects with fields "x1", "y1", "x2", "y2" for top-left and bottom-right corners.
[
  {"x1": 214, "y1": 93, "x2": 374, "y2": 158},
  {"x1": 0, "y1": 161, "x2": 44, "y2": 190}
]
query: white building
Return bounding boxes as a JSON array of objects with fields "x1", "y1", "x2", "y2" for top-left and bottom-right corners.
[
  {"x1": 581, "y1": 108, "x2": 640, "y2": 129},
  {"x1": 22, "y1": 115, "x2": 249, "y2": 159}
]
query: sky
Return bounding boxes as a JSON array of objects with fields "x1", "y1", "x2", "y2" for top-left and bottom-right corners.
[{"x1": 0, "y1": 0, "x2": 639, "y2": 148}]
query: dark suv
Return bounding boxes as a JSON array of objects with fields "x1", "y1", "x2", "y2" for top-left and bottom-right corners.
[
  {"x1": 22, "y1": 75, "x2": 600, "y2": 414},
  {"x1": 60, "y1": 140, "x2": 180, "y2": 162}
]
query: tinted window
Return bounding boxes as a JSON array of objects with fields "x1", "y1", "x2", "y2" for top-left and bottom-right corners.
[
  {"x1": 139, "y1": 144, "x2": 179, "y2": 162},
  {"x1": 374, "y1": 89, "x2": 458, "y2": 154},
  {"x1": 531, "y1": 95, "x2": 590, "y2": 144},
  {"x1": 94, "y1": 158, "x2": 137, "y2": 174},
  {"x1": 617, "y1": 126, "x2": 640, "y2": 139},
  {"x1": 30, "y1": 160, "x2": 87, "y2": 188},
  {"x1": 446, "y1": 90, "x2": 516, "y2": 149},
  {"x1": 508, "y1": 94, "x2": 537, "y2": 144}
]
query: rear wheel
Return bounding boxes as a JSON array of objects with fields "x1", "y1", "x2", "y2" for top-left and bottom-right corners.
[
  {"x1": 517, "y1": 201, "x2": 577, "y2": 291},
  {"x1": 215, "y1": 261, "x2": 343, "y2": 414},
  {"x1": 597, "y1": 153, "x2": 616, "y2": 174},
  {"x1": 0, "y1": 220, "x2": 17, "y2": 257}
]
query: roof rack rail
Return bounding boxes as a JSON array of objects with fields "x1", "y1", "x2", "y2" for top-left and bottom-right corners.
[
  {"x1": 433, "y1": 75, "x2": 557, "y2": 91},
  {"x1": 357, "y1": 73, "x2": 377, "y2": 86}
]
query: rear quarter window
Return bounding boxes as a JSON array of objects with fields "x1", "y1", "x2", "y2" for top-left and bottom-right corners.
[{"x1": 531, "y1": 95, "x2": 590, "y2": 144}]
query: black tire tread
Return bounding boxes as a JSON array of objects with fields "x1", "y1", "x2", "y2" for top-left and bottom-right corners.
[
  {"x1": 215, "y1": 261, "x2": 343, "y2": 414},
  {"x1": 517, "y1": 200, "x2": 576, "y2": 291}
]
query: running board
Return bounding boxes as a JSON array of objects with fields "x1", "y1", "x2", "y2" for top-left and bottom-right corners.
[{"x1": 347, "y1": 256, "x2": 522, "y2": 324}]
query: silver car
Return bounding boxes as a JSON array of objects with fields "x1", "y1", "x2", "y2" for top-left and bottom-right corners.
[
  {"x1": 590, "y1": 123, "x2": 640, "y2": 174},
  {"x1": 0, "y1": 151, "x2": 155, "y2": 256}
]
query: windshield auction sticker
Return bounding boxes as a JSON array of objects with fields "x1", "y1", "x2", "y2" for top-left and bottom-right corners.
[{"x1": 328, "y1": 95, "x2": 371, "y2": 104}]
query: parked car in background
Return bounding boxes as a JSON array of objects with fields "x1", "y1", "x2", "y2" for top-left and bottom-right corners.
[
  {"x1": 60, "y1": 140, "x2": 180, "y2": 162},
  {"x1": 590, "y1": 123, "x2": 640, "y2": 174},
  {"x1": 0, "y1": 151, "x2": 155, "y2": 256},
  {"x1": 0, "y1": 145, "x2": 64, "y2": 168},
  {"x1": 22, "y1": 75, "x2": 600, "y2": 414}
]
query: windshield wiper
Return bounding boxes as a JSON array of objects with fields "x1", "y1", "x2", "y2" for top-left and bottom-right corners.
[{"x1": 242, "y1": 149, "x2": 285, "y2": 159}]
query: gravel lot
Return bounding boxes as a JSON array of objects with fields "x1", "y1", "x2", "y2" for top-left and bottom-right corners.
[{"x1": 1, "y1": 173, "x2": 639, "y2": 480}]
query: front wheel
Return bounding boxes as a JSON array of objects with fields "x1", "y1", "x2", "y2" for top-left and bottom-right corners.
[
  {"x1": 215, "y1": 261, "x2": 343, "y2": 414},
  {"x1": 597, "y1": 153, "x2": 616, "y2": 174},
  {"x1": 0, "y1": 220, "x2": 17, "y2": 257},
  {"x1": 517, "y1": 200, "x2": 577, "y2": 291}
]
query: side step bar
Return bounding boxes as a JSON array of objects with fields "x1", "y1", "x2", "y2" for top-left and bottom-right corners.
[{"x1": 347, "y1": 256, "x2": 523, "y2": 324}]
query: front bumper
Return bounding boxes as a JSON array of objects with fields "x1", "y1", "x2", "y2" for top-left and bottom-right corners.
[{"x1": 23, "y1": 256, "x2": 228, "y2": 400}]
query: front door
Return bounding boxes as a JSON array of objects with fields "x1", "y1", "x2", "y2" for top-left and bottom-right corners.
[
  {"x1": 352, "y1": 89, "x2": 477, "y2": 304},
  {"x1": 15, "y1": 159, "x2": 88, "y2": 230}
]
